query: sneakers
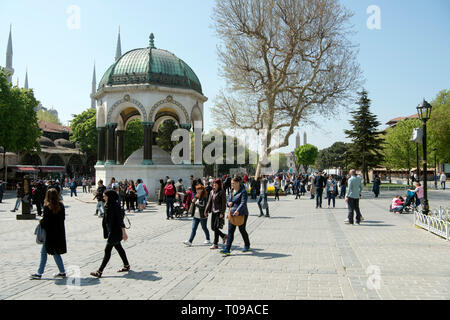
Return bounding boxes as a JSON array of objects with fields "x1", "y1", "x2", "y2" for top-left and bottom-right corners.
[
  {"x1": 265, "y1": 214, "x2": 270, "y2": 218},
  {"x1": 53, "y1": 272, "x2": 66, "y2": 278},
  {"x1": 344, "y1": 219, "x2": 353, "y2": 225},
  {"x1": 203, "y1": 240, "x2": 211, "y2": 245},
  {"x1": 30, "y1": 273, "x2": 42, "y2": 280},
  {"x1": 183, "y1": 240, "x2": 192, "y2": 247},
  {"x1": 259, "y1": 214, "x2": 263, "y2": 217},
  {"x1": 210, "y1": 244, "x2": 219, "y2": 250},
  {"x1": 242, "y1": 247, "x2": 251, "y2": 252},
  {"x1": 220, "y1": 249, "x2": 231, "y2": 256}
]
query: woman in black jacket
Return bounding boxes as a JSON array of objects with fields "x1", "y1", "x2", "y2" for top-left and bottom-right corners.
[
  {"x1": 91, "y1": 190, "x2": 130, "y2": 278},
  {"x1": 205, "y1": 179, "x2": 227, "y2": 249},
  {"x1": 31, "y1": 188, "x2": 67, "y2": 279}
]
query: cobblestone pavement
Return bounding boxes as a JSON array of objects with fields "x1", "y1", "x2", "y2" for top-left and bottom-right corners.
[{"x1": 0, "y1": 188, "x2": 449, "y2": 300}]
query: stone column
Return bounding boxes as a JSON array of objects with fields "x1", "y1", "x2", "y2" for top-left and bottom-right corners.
[
  {"x1": 142, "y1": 122, "x2": 154, "y2": 165},
  {"x1": 105, "y1": 123, "x2": 117, "y2": 165},
  {"x1": 96, "y1": 127, "x2": 106, "y2": 165},
  {"x1": 116, "y1": 130, "x2": 125, "y2": 165}
]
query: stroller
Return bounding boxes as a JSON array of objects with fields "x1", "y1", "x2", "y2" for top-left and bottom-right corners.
[
  {"x1": 173, "y1": 193, "x2": 187, "y2": 218},
  {"x1": 403, "y1": 190, "x2": 420, "y2": 213}
]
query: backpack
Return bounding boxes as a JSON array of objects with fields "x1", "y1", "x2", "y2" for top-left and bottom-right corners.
[{"x1": 164, "y1": 184, "x2": 175, "y2": 196}]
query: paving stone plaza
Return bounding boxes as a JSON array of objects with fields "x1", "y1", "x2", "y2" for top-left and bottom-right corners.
[{"x1": 0, "y1": 188, "x2": 449, "y2": 300}]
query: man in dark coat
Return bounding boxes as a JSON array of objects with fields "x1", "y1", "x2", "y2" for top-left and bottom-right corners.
[
  {"x1": 314, "y1": 171, "x2": 327, "y2": 208},
  {"x1": 33, "y1": 181, "x2": 47, "y2": 216}
]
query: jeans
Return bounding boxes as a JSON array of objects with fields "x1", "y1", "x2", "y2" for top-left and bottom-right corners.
[
  {"x1": 274, "y1": 189, "x2": 280, "y2": 201},
  {"x1": 257, "y1": 194, "x2": 269, "y2": 216},
  {"x1": 96, "y1": 201, "x2": 105, "y2": 215},
  {"x1": 315, "y1": 188, "x2": 323, "y2": 207},
  {"x1": 99, "y1": 242, "x2": 129, "y2": 272},
  {"x1": 166, "y1": 197, "x2": 174, "y2": 218},
  {"x1": 37, "y1": 243, "x2": 65, "y2": 275},
  {"x1": 36, "y1": 201, "x2": 43, "y2": 216},
  {"x1": 347, "y1": 197, "x2": 362, "y2": 223},
  {"x1": 442, "y1": 181, "x2": 446, "y2": 190},
  {"x1": 13, "y1": 197, "x2": 21, "y2": 211},
  {"x1": 226, "y1": 215, "x2": 250, "y2": 251},
  {"x1": 70, "y1": 188, "x2": 77, "y2": 197},
  {"x1": 340, "y1": 186, "x2": 347, "y2": 198},
  {"x1": 327, "y1": 191, "x2": 336, "y2": 207},
  {"x1": 393, "y1": 206, "x2": 403, "y2": 213},
  {"x1": 82, "y1": 186, "x2": 87, "y2": 193},
  {"x1": 0, "y1": 191, "x2": 3, "y2": 203},
  {"x1": 189, "y1": 217, "x2": 210, "y2": 243}
]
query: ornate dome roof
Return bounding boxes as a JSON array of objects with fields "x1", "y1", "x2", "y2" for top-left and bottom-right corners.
[
  {"x1": 98, "y1": 36, "x2": 202, "y2": 94},
  {"x1": 38, "y1": 136, "x2": 56, "y2": 147},
  {"x1": 54, "y1": 139, "x2": 75, "y2": 149}
]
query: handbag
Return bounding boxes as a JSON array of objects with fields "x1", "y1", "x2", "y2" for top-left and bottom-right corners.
[
  {"x1": 34, "y1": 223, "x2": 46, "y2": 245},
  {"x1": 188, "y1": 202, "x2": 195, "y2": 217},
  {"x1": 262, "y1": 197, "x2": 268, "y2": 210},
  {"x1": 227, "y1": 208, "x2": 245, "y2": 226}
]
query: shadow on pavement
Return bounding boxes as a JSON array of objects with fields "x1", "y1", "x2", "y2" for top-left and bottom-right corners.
[
  {"x1": 54, "y1": 271, "x2": 162, "y2": 286},
  {"x1": 54, "y1": 277, "x2": 100, "y2": 287},
  {"x1": 232, "y1": 248, "x2": 291, "y2": 260}
]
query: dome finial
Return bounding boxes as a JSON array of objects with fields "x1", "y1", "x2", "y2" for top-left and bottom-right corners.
[{"x1": 149, "y1": 33, "x2": 155, "y2": 48}]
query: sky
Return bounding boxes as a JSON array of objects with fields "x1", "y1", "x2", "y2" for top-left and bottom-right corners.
[{"x1": 1, "y1": 0, "x2": 449, "y2": 152}]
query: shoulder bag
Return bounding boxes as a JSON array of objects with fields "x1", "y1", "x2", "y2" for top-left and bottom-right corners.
[{"x1": 34, "y1": 223, "x2": 46, "y2": 245}]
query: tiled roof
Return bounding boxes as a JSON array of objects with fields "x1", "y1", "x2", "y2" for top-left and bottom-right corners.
[{"x1": 38, "y1": 120, "x2": 71, "y2": 134}]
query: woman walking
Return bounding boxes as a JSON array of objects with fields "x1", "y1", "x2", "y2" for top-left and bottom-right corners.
[
  {"x1": 220, "y1": 176, "x2": 250, "y2": 256},
  {"x1": 372, "y1": 175, "x2": 381, "y2": 198},
  {"x1": 125, "y1": 180, "x2": 137, "y2": 213},
  {"x1": 326, "y1": 175, "x2": 338, "y2": 208},
  {"x1": 30, "y1": 189, "x2": 67, "y2": 279},
  {"x1": 164, "y1": 180, "x2": 176, "y2": 220},
  {"x1": 135, "y1": 179, "x2": 146, "y2": 213},
  {"x1": 90, "y1": 190, "x2": 129, "y2": 278},
  {"x1": 205, "y1": 179, "x2": 227, "y2": 249},
  {"x1": 183, "y1": 184, "x2": 211, "y2": 246}
]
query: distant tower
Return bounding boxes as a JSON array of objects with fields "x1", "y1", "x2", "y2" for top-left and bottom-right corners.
[
  {"x1": 24, "y1": 68, "x2": 29, "y2": 90},
  {"x1": 115, "y1": 27, "x2": 122, "y2": 61},
  {"x1": 5, "y1": 25, "x2": 14, "y2": 83},
  {"x1": 91, "y1": 62, "x2": 96, "y2": 109},
  {"x1": 295, "y1": 132, "x2": 300, "y2": 149},
  {"x1": 303, "y1": 132, "x2": 307, "y2": 145}
]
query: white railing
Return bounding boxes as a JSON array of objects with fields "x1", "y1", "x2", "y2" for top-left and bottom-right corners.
[{"x1": 414, "y1": 207, "x2": 450, "y2": 241}]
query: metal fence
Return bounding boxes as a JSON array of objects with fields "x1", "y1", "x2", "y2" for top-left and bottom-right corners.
[{"x1": 414, "y1": 207, "x2": 450, "y2": 241}]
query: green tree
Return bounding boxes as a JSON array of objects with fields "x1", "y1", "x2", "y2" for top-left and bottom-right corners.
[
  {"x1": 295, "y1": 144, "x2": 319, "y2": 172},
  {"x1": 36, "y1": 109, "x2": 61, "y2": 125},
  {"x1": 124, "y1": 119, "x2": 144, "y2": 160},
  {"x1": 156, "y1": 119, "x2": 178, "y2": 153},
  {"x1": 0, "y1": 69, "x2": 41, "y2": 158},
  {"x1": 382, "y1": 119, "x2": 421, "y2": 184},
  {"x1": 345, "y1": 90, "x2": 384, "y2": 185},
  {"x1": 428, "y1": 89, "x2": 450, "y2": 166},
  {"x1": 70, "y1": 109, "x2": 97, "y2": 156},
  {"x1": 315, "y1": 142, "x2": 350, "y2": 170}
]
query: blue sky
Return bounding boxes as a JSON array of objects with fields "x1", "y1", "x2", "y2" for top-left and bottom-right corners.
[{"x1": 1, "y1": 0, "x2": 449, "y2": 152}]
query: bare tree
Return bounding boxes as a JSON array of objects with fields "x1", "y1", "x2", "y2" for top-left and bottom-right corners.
[{"x1": 211, "y1": 0, "x2": 362, "y2": 176}]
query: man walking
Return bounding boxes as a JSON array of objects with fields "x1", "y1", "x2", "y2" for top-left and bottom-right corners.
[
  {"x1": 257, "y1": 176, "x2": 269, "y2": 217},
  {"x1": 345, "y1": 169, "x2": 363, "y2": 225},
  {"x1": 69, "y1": 179, "x2": 77, "y2": 197},
  {"x1": 314, "y1": 171, "x2": 326, "y2": 208},
  {"x1": 440, "y1": 172, "x2": 447, "y2": 190}
]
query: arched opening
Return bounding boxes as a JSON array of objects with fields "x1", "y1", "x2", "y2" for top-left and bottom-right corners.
[
  {"x1": 191, "y1": 105, "x2": 203, "y2": 131},
  {"x1": 124, "y1": 118, "x2": 144, "y2": 160},
  {"x1": 67, "y1": 154, "x2": 84, "y2": 178},
  {"x1": 46, "y1": 154, "x2": 65, "y2": 166}
]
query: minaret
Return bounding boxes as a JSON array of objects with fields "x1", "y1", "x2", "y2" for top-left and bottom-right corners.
[
  {"x1": 303, "y1": 132, "x2": 307, "y2": 145},
  {"x1": 295, "y1": 132, "x2": 300, "y2": 149},
  {"x1": 24, "y1": 68, "x2": 29, "y2": 90},
  {"x1": 115, "y1": 27, "x2": 122, "y2": 61},
  {"x1": 5, "y1": 25, "x2": 14, "y2": 83},
  {"x1": 91, "y1": 62, "x2": 96, "y2": 109}
]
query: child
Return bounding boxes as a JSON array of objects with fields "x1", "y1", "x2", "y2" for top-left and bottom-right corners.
[{"x1": 391, "y1": 195, "x2": 404, "y2": 213}]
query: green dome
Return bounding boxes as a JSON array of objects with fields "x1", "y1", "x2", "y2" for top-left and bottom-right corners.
[{"x1": 99, "y1": 47, "x2": 202, "y2": 94}]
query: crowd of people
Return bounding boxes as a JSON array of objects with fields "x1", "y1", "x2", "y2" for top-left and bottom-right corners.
[{"x1": 0, "y1": 167, "x2": 445, "y2": 281}]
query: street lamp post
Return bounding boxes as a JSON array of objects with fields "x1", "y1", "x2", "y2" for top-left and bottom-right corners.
[
  {"x1": 433, "y1": 148, "x2": 437, "y2": 190},
  {"x1": 417, "y1": 99, "x2": 432, "y2": 215}
]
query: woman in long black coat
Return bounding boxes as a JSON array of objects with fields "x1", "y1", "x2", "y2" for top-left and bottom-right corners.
[
  {"x1": 31, "y1": 188, "x2": 66, "y2": 280},
  {"x1": 91, "y1": 190, "x2": 129, "y2": 278},
  {"x1": 205, "y1": 179, "x2": 227, "y2": 249}
]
